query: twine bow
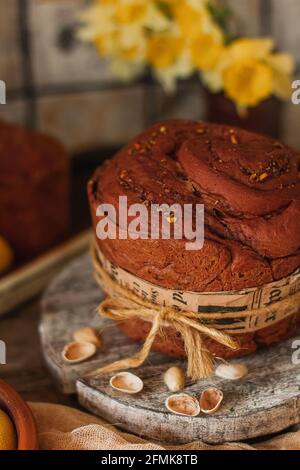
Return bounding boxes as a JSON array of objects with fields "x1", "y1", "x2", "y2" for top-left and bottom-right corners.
[{"x1": 91, "y1": 244, "x2": 240, "y2": 379}]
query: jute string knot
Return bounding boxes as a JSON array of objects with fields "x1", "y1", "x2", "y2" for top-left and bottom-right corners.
[{"x1": 91, "y1": 243, "x2": 240, "y2": 379}]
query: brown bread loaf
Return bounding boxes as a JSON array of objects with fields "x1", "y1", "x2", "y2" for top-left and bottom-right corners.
[
  {"x1": 88, "y1": 120, "x2": 300, "y2": 357},
  {"x1": 0, "y1": 121, "x2": 70, "y2": 262}
]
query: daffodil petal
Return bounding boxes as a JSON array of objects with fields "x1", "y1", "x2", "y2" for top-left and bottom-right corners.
[
  {"x1": 224, "y1": 58, "x2": 273, "y2": 107},
  {"x1": 229, "y1": 38, "x2": 275, "y2": 61},
  {"x1": 266, "y1": 53, "x2": 295, "y2": 75}
]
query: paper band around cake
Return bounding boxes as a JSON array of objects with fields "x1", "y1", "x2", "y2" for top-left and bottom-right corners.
[
  {"x1": 92, "y1": 242, "x2": 300, "y2": 379},
  {"x1": 94, "y1": 244, "x2": 300, "y2": 335}
]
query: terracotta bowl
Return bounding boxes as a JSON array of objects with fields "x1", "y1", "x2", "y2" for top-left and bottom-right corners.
[{"x1": 0, "y1": 380, "x2": 38, "y2": 450}]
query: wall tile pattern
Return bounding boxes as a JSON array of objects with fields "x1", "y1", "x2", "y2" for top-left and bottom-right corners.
[{"x1": 0, "y1": 0, "x2": 299, "y2": 152}]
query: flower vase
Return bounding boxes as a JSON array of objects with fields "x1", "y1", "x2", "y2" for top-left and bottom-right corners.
[{"x1": 205, "y1": 91, "x2": 282, "y2": 138}]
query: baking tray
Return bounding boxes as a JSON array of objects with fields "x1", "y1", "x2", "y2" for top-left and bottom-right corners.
[{"x1": 0, "y1": 230, "x2": 91, "y2": 317}]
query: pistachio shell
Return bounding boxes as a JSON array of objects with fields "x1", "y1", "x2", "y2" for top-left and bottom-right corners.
[
  {"x1": 199, "y1": 387, "x2": 223, "y2": 414},
  {"x1": 215, "y1": 363, "x2": 248, "y2": 380},
  {"x1": 165, "y1": 393, "x2": 200, "y2": 417},
  {"x1": 110, "y1": 372, "x2": 143, "y2": 394},
  {"x1": 164, "y1": 367, "x2": 185, "y2": 392},
  {"x1": 73, "y1": 327, "x2": 102, "y2": 348},
  {"x1": 62, "y1": 341, "x2": 97, "y2": 364}
]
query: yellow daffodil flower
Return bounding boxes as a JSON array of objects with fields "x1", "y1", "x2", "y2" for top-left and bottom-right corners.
[
  {"x1": 228, "y1": 38, "x2": 274, "y2": 61},
  {"x1": 223, "y1": 58, "x2": 273, "y2": 107},
  {"x1": 96, "y1": 0, "x2": 117, "y2": 4},
  {"x1": 94, "y1": 34, "x2": 114, "y2": 56},
  {"x1": 78, "y1": 4, "x2": 116, "y2": 41},
  {"x1": 153, "y1": 49, "x2": 193, "y2": 92},
  {"x1": 174, "y1": 2, "x2": 210, "y2": 39},
  {"x1": 79, "y1": 1, "x2": 295, "y2": 105},
  {"x1": 147, "y1": 34, "x2": 183, "y2": 69},
  {"x1": 115, "y1": 0, "x2": 147, "y2": 24},
  {"x1": 143, "y1": 3, "x2": 171, "y2": 31},
  {"x1": 204, "y1": 37, "x2": 295, "y2": 108},
  {"x1": 190, "y1": 27, "x2": 224, "y2": 71},
  {"x1": 266, "y1": 53, "x2": 295, "y2": 99}
]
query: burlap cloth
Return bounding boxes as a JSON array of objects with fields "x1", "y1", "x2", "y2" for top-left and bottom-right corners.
[{"x1": 29, "y1": 402, "x2": 300, "y2": 450}]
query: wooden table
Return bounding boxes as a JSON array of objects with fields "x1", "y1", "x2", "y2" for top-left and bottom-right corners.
[
  {"x1": 1, "y1": 294, "x2": 300, "y2": 445},
  {"x1": 0, "y1": 298, "x2": 78, "y2": 407}
]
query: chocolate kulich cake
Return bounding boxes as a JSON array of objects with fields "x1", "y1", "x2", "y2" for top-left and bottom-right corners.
[
  {"x1": 0, "y1": 121, "x2": 70, "y2": 261},
  {"x1": 88, "y1": 120, "x2": 300, "y2": 358}
]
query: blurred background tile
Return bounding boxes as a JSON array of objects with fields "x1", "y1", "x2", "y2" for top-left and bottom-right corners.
[
  {"x1": 272, "y1": 0, "x2": 300, "y2": 64},
  {"x1": 156, "y1": 81, "x2": 205, "y2": 122},
  {"x1": 29, "y1": 0, "x2": 113, "y2": 86},
  {"x1": 223, "y1": 0, "x2": 261, "y2": 36},
  {"x1": 282, "y1": 100, "x2": 300, "y2": 149},
  {"x1": 36, "y1": 87, "x2": 145, "y2": 152},
  {"x1": 0, "y1": 0, "x2": 299, "y2": 151},
  {"x1": 0, "y1": 99, "x2": 27, "y2": 126},
  {"x1": 0, "y1": 0, "x2": 23, "y2": 90}
]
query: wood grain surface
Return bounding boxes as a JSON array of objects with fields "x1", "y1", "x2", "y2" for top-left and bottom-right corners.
[
  {"x1": 0, "y1": 300, "x2": 78, "y2": 407},
  {"x1": 40, "y1": 253, "x2": 300, "y2": 444}
]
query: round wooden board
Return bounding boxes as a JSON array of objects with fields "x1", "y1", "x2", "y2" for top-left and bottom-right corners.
[{"x1": 40, "y1": 252, "x2": 300, "y2": 444}]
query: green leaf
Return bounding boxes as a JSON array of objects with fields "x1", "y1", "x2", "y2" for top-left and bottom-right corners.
[
  {"x1": 207, "y1": 1, "x2": 232, "y2": 34},
  {"x1": 155, "y1": 1, "x2": 174, "y2": 20}
]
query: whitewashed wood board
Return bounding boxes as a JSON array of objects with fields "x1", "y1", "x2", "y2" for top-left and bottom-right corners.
[{"x1": 40, "y1": 253, "x2": 300, "y2": 444}]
